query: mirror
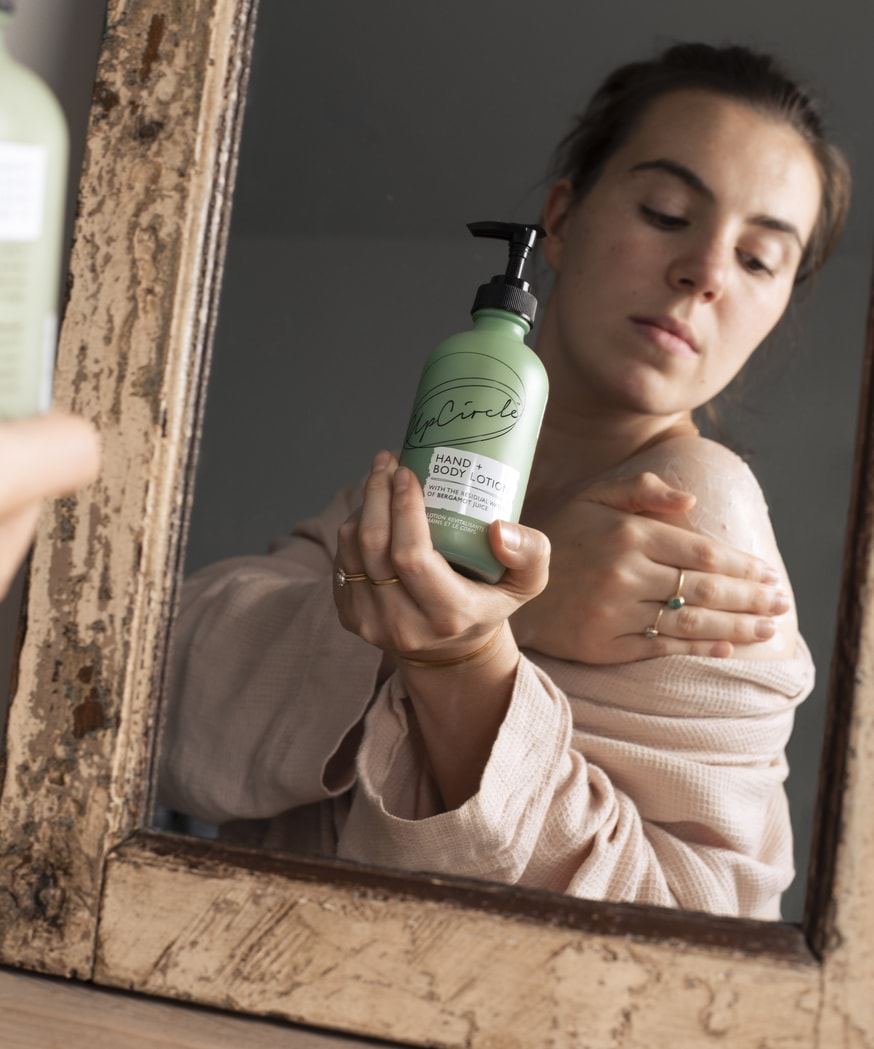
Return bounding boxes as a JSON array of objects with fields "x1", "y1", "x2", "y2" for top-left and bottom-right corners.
[
  {"x1": 5, "y1": 1, "x2": 874, "y2": 1040},
  {"x1": 158, "y1": 0, "x2": 873, "y2": 924}
]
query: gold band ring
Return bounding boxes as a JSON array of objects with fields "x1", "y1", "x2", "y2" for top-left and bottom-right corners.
[
  {"x1": 667, "y1": 568, "x2": 686, "y2": 610},
  {"x1": 644, "y1": 606, "x2": 665, "y2": 639},
  {"x1": 370, "y1": 576, "x2": 401, "y2": 586},
  {"x1": 335, "y1": 568, "x2": 368, "y2": 588}
]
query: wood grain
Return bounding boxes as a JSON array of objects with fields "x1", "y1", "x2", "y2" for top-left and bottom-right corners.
[{"x1": 0, "y1": 967, "x2": 376, "y2": 1049}]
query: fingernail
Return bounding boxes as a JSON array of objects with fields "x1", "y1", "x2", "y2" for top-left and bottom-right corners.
[
  {"x1": 372, "y1": 450, "x2": 391, "y2": 471},
  {"x1": 755, "y1": 619, "x2": 776, "y2": 640},
  {"x1": 666, "y1": 488, "x2": 690, "y2": 502},
  {"x1": 771, "y1": 591, "x2": 791, "y2": 615},
  {"x1": 761, "y1": 567, "x2": 780, "y2": 585},
  {"x1": 394, "y1": 467, "x2": 410, "y2": 492},
  {"x1": 710, "y1": 641, "x2": 732, "y2": 659},
  {"x1": 498, "y1": 521, "x2": 521, "y2": 551}
]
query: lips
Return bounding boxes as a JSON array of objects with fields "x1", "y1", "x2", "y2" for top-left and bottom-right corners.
[{"x1": 630, "y1": 314, "x2": 699, "y2": 357}]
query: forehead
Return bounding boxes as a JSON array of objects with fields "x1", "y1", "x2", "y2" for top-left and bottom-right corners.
[{"x1": 604, "y1": 89, "x2": 822, "y2": 237}]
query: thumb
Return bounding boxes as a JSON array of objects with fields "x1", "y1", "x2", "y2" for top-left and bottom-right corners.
[
  {"x1": 490, "y1": 520, "x2": 551, "y2": 596},
  {"x1": 583, "y1": 471, "x2": 695, "y2": 515}
]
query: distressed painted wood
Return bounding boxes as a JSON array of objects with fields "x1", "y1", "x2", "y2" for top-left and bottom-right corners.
[
  {"x1": 0, "y1": 0, "x2": 873, "y2": 1044},
  {"x1": 97, "y1": 837, "x2": 825, "y2": 1048},
  {"x1": 0, "y1": 0, "x2": 256, "y2": 976}
]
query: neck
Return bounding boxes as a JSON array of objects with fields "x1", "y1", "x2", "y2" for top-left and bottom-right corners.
[
  {"x1": 522, "y1": 297, "x2": 699, "y2": 521},
  {"x1": 524, "y1": 406, "x2": 695, "y2": 518}
]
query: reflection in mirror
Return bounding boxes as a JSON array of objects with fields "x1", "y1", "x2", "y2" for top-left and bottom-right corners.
[{"x1": 155, "y1": 1, "x2": 873, "y2": 924}]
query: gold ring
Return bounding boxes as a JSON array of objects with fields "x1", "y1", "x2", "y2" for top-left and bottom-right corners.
[
  {"x1": 335, "y1": 568, "x2": 368, "y2": 588},
  {"x1": 667, "y1": 568, "x2": 686, "y2": 610},
  {"x1": 370, "y1": 576, "x2": 401, "y2": 586},
  {"x1": 644, "y1": 606, "x2": 665, "y2": 639}
]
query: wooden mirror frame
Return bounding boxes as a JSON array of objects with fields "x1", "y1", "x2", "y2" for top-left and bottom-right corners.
[{"x1": 0, "y1": 1, "x2": 872, "y2": 1044}]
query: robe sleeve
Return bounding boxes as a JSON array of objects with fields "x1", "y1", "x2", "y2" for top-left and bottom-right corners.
[
  {"x1": 157, "y1": 484, "x2": 382, "y2": 825},
  {"x1": 337, "y1": 643, "x2": 812, "y2": 919}
]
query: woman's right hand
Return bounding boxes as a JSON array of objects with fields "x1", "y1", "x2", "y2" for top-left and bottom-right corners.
[
  {"x1": 334, "y1": 451, "x2": 550, "y2": 666},
  {"x1": 511, "y1": 472, "x2": 791, "y2": 664},
  {"x1": 333, "y1": 451, "x2": 550, "y2": 809},
  {"x1": 0, "y1": 412, "x2": 101, "y2": 598}
]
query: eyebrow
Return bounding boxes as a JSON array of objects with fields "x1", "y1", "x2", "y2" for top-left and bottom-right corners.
[{"x1": 630, "y1": 158, "x2": 805, "y2": 251}]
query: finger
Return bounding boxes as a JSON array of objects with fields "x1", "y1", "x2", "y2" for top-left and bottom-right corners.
[
  {"x1": 678, "y1": 569, "x2": 791, "y2": 617},
  {"x1": 389, "y1": 467, "x2": 459, "y2": 606},
  {"x1": 614, "y1": 635, "x2": 736, "y2": 662},
  {"x1": 643, "y1": 562, "x2": 790, "y2": 617},
  {"x1": 638, "y1": 517, "x2": 781, "y2": 585},
  {"x1": 378, "y1": 467, "x2": 475, "y2": 654},
  {"x1": 335, "y1": 503, "x2": 365, "y2": 573},
  {"x1": 357, "y1": 451, "x2": 398, "y2": 581},
  {"x1": 639, "y1": 601, "x2": 782, "y2": 646},
  {"x1": 584, "y1": 472, "x2": 696, "y2": 516},
  {"x1": 0, "y1": 413, "x2": 101, "y2": 512},
  {"x1": 489, "y1": 520, "x2": 550, "y2": 599}
]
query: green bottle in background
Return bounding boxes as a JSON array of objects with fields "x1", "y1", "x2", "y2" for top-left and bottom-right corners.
[
  {"x1": 0, "y1": 0, "x2": 68, "y2": 419},
  {"x1": 399, "y1": 222, "x2": 549, "y2": 583}
]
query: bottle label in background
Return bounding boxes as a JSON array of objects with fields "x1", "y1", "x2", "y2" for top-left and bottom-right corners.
[
  {"x1": 421, "y1": 446, "x2": 519, "y2": 525},
  {"x1": 0, "y1": 142, "x2": 48, "y2": 242},
  {"x1": 40, "y1": 313, "x2": 57, "y2": 411}
]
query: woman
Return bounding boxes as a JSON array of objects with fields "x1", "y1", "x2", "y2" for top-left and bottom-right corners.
[{"x1": 159, "y1": 43, "x2": 850, "y2": 919}]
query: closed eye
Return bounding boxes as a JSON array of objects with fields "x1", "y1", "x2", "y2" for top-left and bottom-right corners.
[
  {"x1": 738, "y1": 251, "x2": 774, "y2": 277},
  {"x1": 640, "y1": 205, "x2": 688, "y2": 230}
]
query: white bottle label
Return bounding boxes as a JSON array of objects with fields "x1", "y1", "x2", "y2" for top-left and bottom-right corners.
[
  {"x1": 0, "y1": 142, "x2": 48, "y2": 242},
  {"x1": 421, "y1": 446, "x2": 520, "y2": 524}
]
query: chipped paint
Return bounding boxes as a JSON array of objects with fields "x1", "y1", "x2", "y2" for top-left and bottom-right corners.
[
  {"x1": 139, "y1": 13, "x2": 165, "y2": 82},
  {"x1": 0, "y1": 0, "x2": 253, "y2": 979}
]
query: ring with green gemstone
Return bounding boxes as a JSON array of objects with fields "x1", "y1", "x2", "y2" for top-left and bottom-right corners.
[{"x1": 667, "y1": 569, "x2": 686, "y2": 610}]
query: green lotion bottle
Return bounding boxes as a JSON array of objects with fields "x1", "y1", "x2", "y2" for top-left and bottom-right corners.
[
  {"x1": 0, "y1": 0, "x2": 69, "y2": 419},
  {"x1": 399, "y1": 221, "x2": 548, "y2": 583}
]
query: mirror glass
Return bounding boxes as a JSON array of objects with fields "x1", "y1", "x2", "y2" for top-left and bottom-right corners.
[{"x1": 158, "y1": 0, "x2": 873, "y2": 923}]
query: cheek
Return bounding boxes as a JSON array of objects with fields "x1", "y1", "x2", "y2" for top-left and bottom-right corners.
[
  {"x1": 727, "y1": 285, "x2": 793, "y2": 355},
  {"x1": 742, "y1": 293, "x2": 789, "y2": 350}
]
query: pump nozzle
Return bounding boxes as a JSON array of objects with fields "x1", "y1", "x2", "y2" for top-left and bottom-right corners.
[{"x1": 467, "y1": 221, "x2": 546, "y2": 327}]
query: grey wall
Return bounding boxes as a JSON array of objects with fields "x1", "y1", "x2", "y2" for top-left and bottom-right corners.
[{"x1": 185, "y1": 0, "x2": 874, "y2": 923}]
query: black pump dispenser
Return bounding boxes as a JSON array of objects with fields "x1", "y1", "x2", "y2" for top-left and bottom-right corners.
[{"x1": 467, "y1": 221, "x2": 546, "y2": 327}]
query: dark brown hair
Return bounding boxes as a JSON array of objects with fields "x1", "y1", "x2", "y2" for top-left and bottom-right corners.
[{"x1": 549, "y1": 42, "x2": 851, "y2": 284}]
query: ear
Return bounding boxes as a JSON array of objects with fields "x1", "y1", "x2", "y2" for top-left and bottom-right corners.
[{"x1": 541, "y1": 179, "x2": 575, "y2": 272}]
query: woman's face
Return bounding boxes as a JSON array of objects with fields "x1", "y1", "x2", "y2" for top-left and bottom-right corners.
[{"x1": 539, "y1": 89, "x2": 823, "y2": 422}]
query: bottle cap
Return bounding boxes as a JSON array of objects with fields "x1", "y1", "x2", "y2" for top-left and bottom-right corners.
[{"x1": 467, "y1": 221, "x2": 546, "y2": 327}]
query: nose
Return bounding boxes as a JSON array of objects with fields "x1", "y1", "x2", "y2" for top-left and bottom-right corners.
[{"x1": 667, "y1": 240, "x2": 729, "y2": 302}]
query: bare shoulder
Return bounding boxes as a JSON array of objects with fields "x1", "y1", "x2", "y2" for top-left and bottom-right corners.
[
  {"x1": 618, "y1": 435, "x2": 779, "y2": 564},
  {"x1": 621, "y1": 435, "x2": 799, "y2": 659}
]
